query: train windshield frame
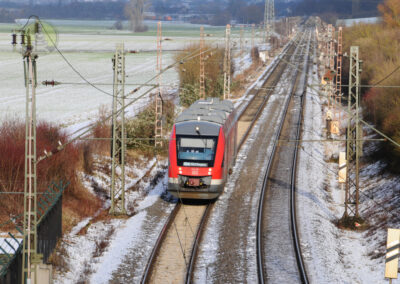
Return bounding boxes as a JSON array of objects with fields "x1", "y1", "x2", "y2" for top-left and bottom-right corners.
[{"x1": 176, "y1": 135, "x2": 218, "y2": 167}]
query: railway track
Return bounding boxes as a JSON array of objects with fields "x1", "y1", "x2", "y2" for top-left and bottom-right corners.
[
  {"x1": 256, "y1": 26, "x2": 313, "y2": 283},
  {"x1": 141, "y1": 28, "x2": 309, "y2": 284},
  {"x1": 141, "y1": 202, "x2": 211, "y2": 283},
  {"x1": 236, "y1": 32, "x2": 303, "y2": 148}
]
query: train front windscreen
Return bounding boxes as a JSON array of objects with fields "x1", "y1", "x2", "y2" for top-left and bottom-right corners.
[{"x1": 176, "y1": 136, "x2": 217, "y2": 167}]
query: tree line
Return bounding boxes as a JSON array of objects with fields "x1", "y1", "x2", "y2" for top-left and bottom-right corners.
[{"x1": 343, "y1": 0, "x2": 400, "y2": 171}]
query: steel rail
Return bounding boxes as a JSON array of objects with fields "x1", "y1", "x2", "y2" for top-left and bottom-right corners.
[
  {"x1": 181, "y1": 32, "x2": 304, "y2": 284},
  {"x1": 256, "y1": 28, "x2": 309, "y2": 284},
  {"x1": 141, "y1": 29, "x2": 307, "y2": 284},
  {"x1": 290, "y1": 30, "x2": 312, "y2": 284},
  {"x1": 140, "y1": 202, "x2": 181, "y2": 284},
  {"x1": 185, "y1": 203, "x2": 212, "y2": 284},
  {"x1": 180, "y1": 33, "x2": 304, "y2": 283},
  {"x1": 236, "y1": 32, "x2": 303, "y2": 150}
]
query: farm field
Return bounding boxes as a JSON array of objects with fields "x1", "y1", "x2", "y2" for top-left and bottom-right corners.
[{"x1": 0, "y1": 20, "x2": 235, "y2": 129}]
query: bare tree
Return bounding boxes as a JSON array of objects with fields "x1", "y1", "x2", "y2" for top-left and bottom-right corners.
[{"x1": 125, "y1": 0, "x2": 149, "y2": 32}]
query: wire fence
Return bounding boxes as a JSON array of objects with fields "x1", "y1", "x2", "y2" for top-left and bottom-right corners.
[{"x1": 0, "y1": 180, "x2": 68, "y2": 284}]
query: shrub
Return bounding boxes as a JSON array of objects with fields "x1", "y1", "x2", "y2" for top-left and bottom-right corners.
[
  {"x1": 174, "y1": 43, "x2": 229, "y2": 105},
  {"x1": 126, "y1": 99, "x2": 175, "y2": 152},
  {"x1": 251, "y1": 47, "x2": 260, "y2": 64},
  {"x1": 0, "y1": 119, "x2": 101, "y2": 231},
  {"x1": 92, "y1": 105, "x2": 111, "y2": 155},
  {"x1": 378, "y1": 0, "x2": 400, "y2": 28},
  {"x1": 179, "y1": 83, "x2": 200, "y2": 107}
]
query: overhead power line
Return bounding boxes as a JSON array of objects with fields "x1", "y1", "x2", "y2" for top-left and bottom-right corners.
[
  {"x1": 36, "y1": 16, "x2": 220, "y2": 100},
  {"x1": 371, "y1": 65, "x2": 400, "y2": 86},
  {"x1": 274, "y1": 40, "x2": 400, "y2": 150}
]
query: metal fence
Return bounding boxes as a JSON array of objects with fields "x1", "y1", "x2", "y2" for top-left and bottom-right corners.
[{"x1": 0, "y1": 181, "x2": 68, "y2": 284}]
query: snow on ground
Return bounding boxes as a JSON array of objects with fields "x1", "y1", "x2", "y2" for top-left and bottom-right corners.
[
  {"x1": 3, "y1": 19, "x2": 397, "y2": 282},
  {"x1": 297, "y1": 35, "x2": 399, "y2": 283},
  {"x1": 0, "y1": 46, "x2": 178, "y2": 129},
  {"x1": 233, "y1": 51, "x2": 253, "y2": 77},
  {"x1": 0, "y1": 237, "x2": 22, "y2": 254},
  {"x1": 53, "y1": 156, "x2": 168, "y2": 283},
  {"x1": 194, "y1": 41, "x2": 301, "y2": 283},
  {"x1": 336, "y1": 17, "x2": 381, "y2": 27},
  {"x1": 51, "y1": 35, "x2": 273, "y2": 283},
  {"x1": 0, "y1": 20, "x2": 227, "y2": 132}
]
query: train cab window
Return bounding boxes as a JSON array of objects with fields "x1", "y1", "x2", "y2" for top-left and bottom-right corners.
[{"x1": 177, "y1": 136, "x2": 217, "y2": 167}]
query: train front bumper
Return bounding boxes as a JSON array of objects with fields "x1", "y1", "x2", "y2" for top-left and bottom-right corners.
[{"x1": 167, "y1": 177, "x2": 223, "y2": 199}]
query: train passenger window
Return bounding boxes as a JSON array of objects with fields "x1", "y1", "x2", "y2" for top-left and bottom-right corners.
[{"x1": 177, "y1": 136, "x2": 218, "y2": 167}]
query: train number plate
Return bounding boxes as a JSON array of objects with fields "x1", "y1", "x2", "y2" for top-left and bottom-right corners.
[{"x1": 188, "y1": 178, "x2": 200, "y2": 186}]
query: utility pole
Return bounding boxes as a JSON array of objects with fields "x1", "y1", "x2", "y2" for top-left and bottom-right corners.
[
  {"x1": 199, "y1": 26, "x2": 205, "y2": 99},
  {"x1": 329, "y1": 26, "x2": 335, "y2": 70},
  {"x1": 155, "y1": 21, "x2": 163, "y2": 147},
  {"x1": 325, "y1": 24, "x2": 331, "y2": 70},
  {"x1": 329, "y1": 25, "x2": 335, "y2": 110},
  {"x1": 13, "y1": 21, "x2": 42, "y2": 284},
  {"x1": 223, "y1": 24, "x2": 231, "y2": 100},
  {"x1": 21, "y1": 35, "x2": 40, "y2": 284},
  {"x1": 110, "y1": 43, "x2": 127, "y2": 215},
  {"x1": 240, "y1": 25, "x2": 244, "y2": 54},
  {"x1": 334, "y1": 27, "x2": 343, "y2": 123},
  {"x1": 344, "y1": 46, "x2": 362, "y2": 219},
  {"x1": 271, "y1": 0, "x2": 275, "y2": 37},
  {"x1": 286, "y1": 17, "x2": 289, "y2": 38},
  {"x1": 325, "y1": 24, "x2": 334, "y2": 109},
  {"x1": 263, "y1": 0, "x2": 275, "y2": 43},
  {"x1": 251, "y1": 24, "x2": 255, "y2": 50}
]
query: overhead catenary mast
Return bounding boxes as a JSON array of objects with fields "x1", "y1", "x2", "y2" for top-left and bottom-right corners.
[
  {"x1": 344, "y1": 46, "x2": 363, "y2": 220},
  {"x1": 263, "y1": 0, "x2": 275, "y2": 43},
  {"x1": 335, "y1": 27, "x2": 343, "y2": 122},
  {"x1": 199, "y1": 26, "x2": 205, "y2": 99},
  {"x1": 251, "y1": 24, "x2": 255, "y2": 50},
  {"x1": 110, "y1": 43, "x2": 127, "y2": 216},
  {"x1": 22, "y1": 34, "x2": 39, "y2": 284},
  {"x1": 240, "y1": 25, "x2": 244, "y2": 54},
  {"x1": 155, "y1": 21, "x2": 163, "y2": 147},
  {"x1": 223, "y1": 24, "x2": 231, "y2": 100}
]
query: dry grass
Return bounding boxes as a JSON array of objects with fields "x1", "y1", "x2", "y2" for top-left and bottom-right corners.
[
  {"x1": 48, "y1": 240, "x2": 69, "y2": 273},
  {"x1": 91, "y1": 105, "x2": 111, "y2": 156},
  {"x1": 93, "y1": 226, "x2": 115, "y2": 258},
  {"x1": 0, "y1": 119, "x2": 102, "y2": 233},
  {"x1": 231, "y1": 59, "x2": 262, "y2": 98}
]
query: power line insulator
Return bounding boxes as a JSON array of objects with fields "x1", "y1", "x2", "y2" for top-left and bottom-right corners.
[
  {"x1": 27, "y1": 35, "x2": 32, "y2": 51},
  {"x1": 11, "y1": 33, "x2": 17, "y2": 45},
  {"x1": 42, "y1": 80, "x2": 60, "y2": 86},
  {"x1": 34, "y1": 21, "x2": 39, "y2": 34},
  {"x1": 21, "y1": 31, "x2": 25, "y2": 45}
]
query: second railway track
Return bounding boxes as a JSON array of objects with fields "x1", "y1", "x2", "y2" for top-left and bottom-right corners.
[{"x1": 257, "y1": 23, "x2": 315, "y2": 283}]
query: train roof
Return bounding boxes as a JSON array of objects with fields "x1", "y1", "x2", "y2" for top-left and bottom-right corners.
[{"x1": 175, "y1": 98, "x2": 234, "y2": 125}]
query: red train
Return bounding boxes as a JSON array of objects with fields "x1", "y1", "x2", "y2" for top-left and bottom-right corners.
[{"x1": 168, "y1": 98, "x2": 238, "y2": 199}]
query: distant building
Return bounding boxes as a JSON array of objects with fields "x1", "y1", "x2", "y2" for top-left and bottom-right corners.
[{"x1": 336, "y1": 17, "x2": 381, "y2": 27}]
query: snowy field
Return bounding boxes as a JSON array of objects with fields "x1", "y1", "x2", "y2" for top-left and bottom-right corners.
[{"x1": 0, "y1": 20, "x2": 232, "y2": 130}]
